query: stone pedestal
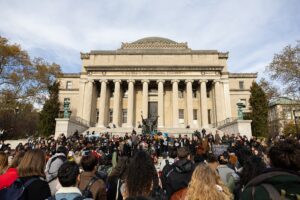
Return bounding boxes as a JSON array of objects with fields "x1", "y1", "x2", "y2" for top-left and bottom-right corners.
[
  {"x1": 54, "y1": 118, "x2": 88, "y2": 139},
  {"x1": 218, "y1": 120, "x2": 252, "y2": 139}
]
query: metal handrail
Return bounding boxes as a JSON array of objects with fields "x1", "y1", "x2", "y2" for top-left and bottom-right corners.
[
  {"x1": 69, "y1": 116, "x2": 96, "y2": 127},
  {"x1": 212, "y1": 117, "x2": 238, "y2": 128}
]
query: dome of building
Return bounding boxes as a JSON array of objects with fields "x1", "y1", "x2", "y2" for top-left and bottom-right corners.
[{"x1": 131, "y1": 37, "x2": 178, "y2": 44}]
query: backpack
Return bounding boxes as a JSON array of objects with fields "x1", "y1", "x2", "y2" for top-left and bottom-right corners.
[
  {"x1": 47, "y1": 155, "x2": 67, "y2": 183},
  {"x1": 81, "y1": 176, "x2": 99, "y2": 199},
  {"x1": 242, "y1": 170, "x2": 300, "y2": 200},
  {"x1": 161, "y1": 160, "x2": 173, "y2": 190},
  {"x1": 0, "y1": 177, "x2": 39, "y2": 200}
]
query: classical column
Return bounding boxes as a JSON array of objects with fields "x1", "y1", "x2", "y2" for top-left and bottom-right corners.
[
  {"x1": 157, "y1": 80, "x2": 165, "y2": 128},
  {"x1": 113, "y1": 80, "x2": 121, "y2": 127},
  {"x1": 97, "y1": 80, "x2": 107, "y2": 127},
  {"x1": 142, "y1": 79, "x2": 149, "y2": 119},
  {"x1": 82, "y1": 79, "x2": 94, "y2": 125},
  {"x1": 200, "y1": 80, "x2": 208, "y2": 128},
  {"x1": 77, "y1": 80, "x2": 87, "y2": 118},
  {"x1": 186, "y1": 80, "x2": 194, "y2": 127},
  {"x1": 223, "y1": 80, "x2": 232, "y2": 119},
  {"x1": 214, "y1": 80, "x2": 223, "y2": 122},
  {"x1": 127, "y1": 80, "x2": 135, "y2": 128},
  {"x1": 172, "y1": 80, "x2": 179, "y2": 128}
]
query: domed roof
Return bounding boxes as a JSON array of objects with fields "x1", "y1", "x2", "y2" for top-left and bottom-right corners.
[
  {"x1": 120, "y1": 36, "x2": 188, "y2": 50},
  {"x1": 131, "y1": 37, "x2": 177, "y2": 45}
]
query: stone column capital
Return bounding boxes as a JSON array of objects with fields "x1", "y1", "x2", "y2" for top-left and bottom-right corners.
[
  {"x1": 87, "y1": 79, "x2": 94, "y2": 83},
  {"x1": 171, "y1": 79, "x2": 180, "y2": 83},
  {"x1": 213, "y1": 79, "x2": 221, "y2": 83},
  {"x1": 99, "y1": 79, "x2": 108, "y2": 83},
  {"x1": 185, "y1": 79, "x2": 194, "y2": 83},
  {"x1": 221, "y1": 79, "x2": 229, "y2": 84},
  {"x1": 156, "y1": 79, "x2": 165, "y2": 84},
  {"x1": 127, "y1": 79, "x2": 135, "y2": 83},
  {"x1": 141, "y1": 79, "x2": 150, "y2": 83},
  {"x1": 113, "y1": 79, "x2": 122, "y2": 83},
  {"x1": 199, "y1": 79, "x2": 208, "y2": 83}
]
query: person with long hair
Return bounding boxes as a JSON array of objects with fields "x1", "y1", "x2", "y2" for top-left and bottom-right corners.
[
  {"x1": 0, "y1": 151, "x2": 25, "y2": 189},
  {"x1": 0, "y1": 152, "x2": 8, "y2": 175},
  {"x1": 123, "y1": 150, "x2": 158, "y2": 199},
  {"x1": 17, "y1": 149, "x2": 51, "y2": 200},
  {"x1": 185, "y1": 164, "x2": 232, "y2": 200}
]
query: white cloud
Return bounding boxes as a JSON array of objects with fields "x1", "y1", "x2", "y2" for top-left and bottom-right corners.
[{"x1": 0, "y1": 0, "x2": 299, "y2": 78}]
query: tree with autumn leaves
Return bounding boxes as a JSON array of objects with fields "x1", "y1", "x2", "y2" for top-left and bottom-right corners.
[{"x1": 0, "y1": 36, "x2": 61, "y2": 138}]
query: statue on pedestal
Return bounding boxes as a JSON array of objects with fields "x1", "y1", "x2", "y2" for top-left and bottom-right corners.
[
  {"x1": 237, "y1": 101, "x2": 246, "y2": 120},
  {"x1": 63, "y1": 100, "x2": 70, "y2": 118},
  {"x1": 141, "y1": 114, "x2": 159, "y2": 135}
]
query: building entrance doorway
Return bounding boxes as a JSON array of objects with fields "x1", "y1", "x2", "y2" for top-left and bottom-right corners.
[{"x1": 148, "y1": 102, "x2": 158, "y2": 119}]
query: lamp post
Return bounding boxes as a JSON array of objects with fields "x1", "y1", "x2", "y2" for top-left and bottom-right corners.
[
  {"x1": 14, "y1": 106, "x2": 19, "y2": 137},
  {"x1": 293, "y1": 109, "x2": 300, "y2": 138}
]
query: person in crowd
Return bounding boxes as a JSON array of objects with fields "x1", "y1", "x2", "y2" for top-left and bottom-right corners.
[
  {"x1": 164, "y1": 147, "x2": 195, "y2": 199},
  {"x1": 230, "y1": 155, "x2": 266, "y2": 199},
  {"x1": 0, "y1": 151, "x2": 25, "y2": 189},
  {"x1": 241, "y1": 139, "x2": 300, "y2": 199},
  {"x1": 54, "y1": 161, "x2": 83, "y2": 200},
  {"x1": 205, "y1": 153, "x2": 219, "y2": 171},
  {"x1": 17, "y1": 149, "x2": 51, "y2": 200},
  {"x1": 0, "y1": 151, "x2": 8, "y2": 175},
  {"x1": 216, "y1": 153, "x2": 235, "y2": 186},
  {"x1": 123, "y1": 150, "x2": 158, "y2": 199},
  {"x1": 45, "y1": 146, "x2": 68, "y2": 195},
  {"x1": 78, "y1": 153, "x2": 107, "y2": 200},
  {"x1": 184, "y1": 164, "x2": 232, "y2": 200}
]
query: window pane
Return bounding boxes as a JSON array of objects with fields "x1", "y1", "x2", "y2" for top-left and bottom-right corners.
[
  {"x1": 193, "y1": 109, "x2": 197, "y2": 120},
  {"x1": 179, "y1": 109, "x2": 184, "y2": 119},
  {"x1": 239, "y1": 81, "x2": 244, "y2": 90},
  {"x1": 109, "y1": 109, "x2": 113, "y2": 123},
  {"x1": 179, "y1": 90, "x2": 184, "y2": 98},
  {"x1": 66, "y1": 81, "x2": 72, "y2": 89},
  {"x1": 122, "y1": 109, "x2": 127, "y2": 123}
]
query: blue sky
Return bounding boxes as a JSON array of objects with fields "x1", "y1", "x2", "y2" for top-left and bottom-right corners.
[{"x1": 0, "y1": 0, "x2": 299, "y2": 79}]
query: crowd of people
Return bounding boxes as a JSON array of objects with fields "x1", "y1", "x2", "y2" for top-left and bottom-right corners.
[{"x1": 0, "y1": 129, "x2": 299, "y2": 200}]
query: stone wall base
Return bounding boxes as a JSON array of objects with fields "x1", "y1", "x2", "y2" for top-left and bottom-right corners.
[
  {"x1": 218, "y1": 120, "x2": 252, "y2": 138},
  {"x1": 54, "y1": 118, "x2": 88, "y2": 139}
]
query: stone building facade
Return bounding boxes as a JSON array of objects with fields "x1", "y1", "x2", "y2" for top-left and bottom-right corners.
[
  {"x1": 268, "y1": 97, "x2": 300, "y2": 136},
  {"x1": 57, "y1": 37, "x2": 257, "y2": 133}
]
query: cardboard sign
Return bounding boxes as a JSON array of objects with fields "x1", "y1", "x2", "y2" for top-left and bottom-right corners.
[{"x1": 212, "y1": 144, "x2": 229, "y2": 156}]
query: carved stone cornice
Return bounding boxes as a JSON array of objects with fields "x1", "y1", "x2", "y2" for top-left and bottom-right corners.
[
  {"x1": 80, "y1": 52, "x2": 90, "y2": 59},
  {"x1": 218, "y1": 52, "x2": 229, "y2": 59},
  {"x1": 85, "y1": 65, "x2": 223, "y2": 72},
  {"x1": 229, "y1": 73, "x2": 258, "y2": 78}
]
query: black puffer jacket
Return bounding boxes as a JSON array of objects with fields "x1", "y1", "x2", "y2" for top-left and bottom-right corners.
[{"x1": 164, "y1": 159, "x2": 195, "y2": 198}]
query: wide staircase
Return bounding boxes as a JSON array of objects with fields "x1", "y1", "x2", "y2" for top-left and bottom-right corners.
[{"x1": 83, "y1": 126, "x2": 217, "y2": 137}]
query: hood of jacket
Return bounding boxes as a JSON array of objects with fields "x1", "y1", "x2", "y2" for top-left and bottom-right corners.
[{"x1": 174, "y1": 159, "x2": 194, "y2": 173}]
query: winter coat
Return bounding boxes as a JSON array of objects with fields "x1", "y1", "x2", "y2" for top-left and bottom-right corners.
[
  {"x1": 77, "y1": 171, "x2": 107, "y2": 200},
  {"x1": 0, "y1": 168, "x2": 18, "y2": 190},
  {"x1": 217, "y1": 164, "x2": 235, "y2": 186},
  {"x1": 45, "y1": 153, "x2": 66, "y2": 195},
  {"x1": 54, "y1": 186, "x2": 83, "y2": 200},
  {"x1": 19, "y1": 176, "x2": 51, "y2": 200},
  {"x1": 164, "y1": 159, "x2": 195, "y2": 198}
]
